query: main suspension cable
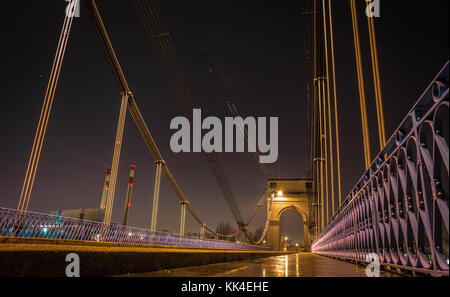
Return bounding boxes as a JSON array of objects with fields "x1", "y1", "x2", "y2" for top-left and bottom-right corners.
[
  {"x1": 132, "y1": 0, "x2": 246, "y2": 228},
  {"x1": 171, "y1": 0, "x2": 270, "y2": 178},
  {"x1": 85, "y1": 0, "x2": 237, "y2": 239}
]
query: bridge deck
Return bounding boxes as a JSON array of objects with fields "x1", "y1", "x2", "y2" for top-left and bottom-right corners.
[
  {"x1": 0, "y1": 237, "x2": 283, "y2": 277},
  {"x1": 126, "y1": 252, "x2": 398, "y2": 277}
]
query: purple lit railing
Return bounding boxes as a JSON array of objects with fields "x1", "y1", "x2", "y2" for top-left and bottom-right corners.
[
  {"x1": 0, "y1": 207, "x2": 270, "y2": 251},
  {"x1": 312, "y1": 62, "x2": 449, "y2": 275}
]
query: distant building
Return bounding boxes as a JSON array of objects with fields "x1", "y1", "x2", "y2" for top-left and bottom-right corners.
[{"x1": 49, "y1": 208, "x2": 105, "y2": 222}]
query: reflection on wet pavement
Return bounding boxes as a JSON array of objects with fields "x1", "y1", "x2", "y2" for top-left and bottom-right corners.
[{"x1": 125, "y1": 252, "x2": 397, "y2": 277}]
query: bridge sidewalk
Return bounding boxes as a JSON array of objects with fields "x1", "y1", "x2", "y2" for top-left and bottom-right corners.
[{"x1": 0, "y1": 237, "x2": 284, "y2": 277}]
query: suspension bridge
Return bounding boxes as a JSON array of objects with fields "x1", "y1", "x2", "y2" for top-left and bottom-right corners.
[{"x1": 0, "y1": 0, "x2": 448, "y2": 277}]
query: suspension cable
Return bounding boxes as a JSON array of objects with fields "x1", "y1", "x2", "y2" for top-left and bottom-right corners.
[
  {"x1": 317, "y1": 77, "x2": 325, "y2": 230},
  {"x1": 171, "y1": 0, "x2": 270, "y2": 178},
  {"x1": 321, "y1": 78, "x2": 329, "y2": 224},
  {"x1": 327, "y1": 0, "x2": 343, "y2": 208},
  {"x1": 132, "y1": 0, "x2": 247, "y2": 229},
  {"x1": 85, "y1": 0, "x2": 237, "y2": 239},
  {"x1": 321, "y1": 0, "x2": 336, "y2": 216},
  {"x1": 312, "y1": 0, "x2": 325, "y2": 232},
  {"x1": 366, "y1": 2, "x2": 386, "y2": 151},
  {"x1": 350, "y1": 0, "x2": 371, "y2": 169},
  {"x1": 17, "y1": 0, "x2": 78, "y2": 218}
]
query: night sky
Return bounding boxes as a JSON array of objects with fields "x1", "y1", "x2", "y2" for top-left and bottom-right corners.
[{"x1": 0, "y1": 1, "x2": 448, "y2": 239}]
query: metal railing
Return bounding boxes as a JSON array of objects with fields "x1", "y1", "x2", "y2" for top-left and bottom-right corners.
[
  {"x1": 0, "y1": 207, "x2": 270, "y2": 251},
  {"x1": 312, "y1": 62, "x2": 449, "y2": 275}
]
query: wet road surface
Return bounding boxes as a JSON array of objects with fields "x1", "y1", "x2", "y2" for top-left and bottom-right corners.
[{"x1": 125, "y1": 252, "x2": 397, "y2": 277}]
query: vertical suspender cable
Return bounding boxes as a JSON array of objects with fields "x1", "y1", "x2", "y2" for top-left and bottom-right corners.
[
  {"x1": 318, "y1": 77, "x2": 325, "y2": 231},
  {"x1": 322, "y1": 0, "x2": 336, "y2": 216},
  {"x1": 85, "y1": 0, "x2": 240, "y2": 239},
  {"x1": 366, "y1": 3, "x2": 386, "y2": 151},
  {"x1": 17, "y1": 0, "x2": 78, "y2": 219},
  {"x1": 312, "y1": 0, "x2": 319, "y2": 234},
  {"x1": 321, "y1": 78, "x2": 329, "y2": 224},
  {"x1": 350, "y1": 0, "x2": 371, "y2": 169},
  {"x1": 327, "y1": 0, "x2": 343, "y2": 207}
]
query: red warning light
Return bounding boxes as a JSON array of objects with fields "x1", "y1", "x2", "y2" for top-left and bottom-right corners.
[
  {"x1": 130, "y1": 164, "x2": 136, "y2": 168},
  {"x1": 130, "y1": 183, "x2": 133, "y2": 187},
  {"x1": 127, "y1": 203, "x2": 131, "y2": 207}
]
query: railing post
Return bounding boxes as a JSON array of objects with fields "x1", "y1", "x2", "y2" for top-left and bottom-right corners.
[
  {"x1": 103, "y1": 92, "x2": 130, "y2": 227},
  {"x1": 150, "y1": 160, "x2": 164, "y2": 230},
  {"x1": 179, "y1": 201, "x2": 188, "y2": 237}
]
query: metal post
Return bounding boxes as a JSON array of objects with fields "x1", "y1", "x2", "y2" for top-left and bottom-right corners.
[
  {"x1": 179, "y1": 201, "x2": 188, "y2": 237},
  {"x1": 150, "y1": 160, "x2": 164, "y2": 230},
  {"x1": 122, "y1": 164, "x2": 136, "y2": 226},
  {"x1": 103, "y1": 92, "x2": 129, "y2": 226},
  {"x1": 200, "y1": 224, "x2": 205, "y2": 239}
]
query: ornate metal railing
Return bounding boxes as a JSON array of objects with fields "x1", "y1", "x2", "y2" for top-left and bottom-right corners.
[
  {"x1": 312, "y1": 62, "x2": 449, "y2": 275},
  {"x1": 0, "y1": 207, "x2": 270, "y2": 251}
]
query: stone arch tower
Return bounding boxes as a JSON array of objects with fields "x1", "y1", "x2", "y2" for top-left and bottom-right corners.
[{"x1": 266, "y1": 178, "x2": 314, "y2": 251}]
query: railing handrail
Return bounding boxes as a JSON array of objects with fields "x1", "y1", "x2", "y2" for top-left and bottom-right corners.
[
  {"x1": 312, "y1": 62, "x2": 449, "y2": 275},
  {"x1": 0, "y1": 207, "x2": 271, "y2": 251},
  {"x1": 320, "y1": 61, "x2": 449, "y2": 235}
]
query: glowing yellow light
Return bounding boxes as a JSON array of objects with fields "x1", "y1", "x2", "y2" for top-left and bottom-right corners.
[
  {"x1": 284, "y1": 236, "x2": 288, "y2": 241},
  {"x1": 277, "y1": 191, "x2": 283, "y2": 196}
]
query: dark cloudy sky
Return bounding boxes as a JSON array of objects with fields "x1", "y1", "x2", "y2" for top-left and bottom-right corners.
[{"x1": 0, "y1": 0, "x2": 448, "y2": 238}]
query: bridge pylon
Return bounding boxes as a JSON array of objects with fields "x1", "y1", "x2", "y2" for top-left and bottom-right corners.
[{"x1": 266, "y1": 179, "x2": 314, "y2": 251}]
